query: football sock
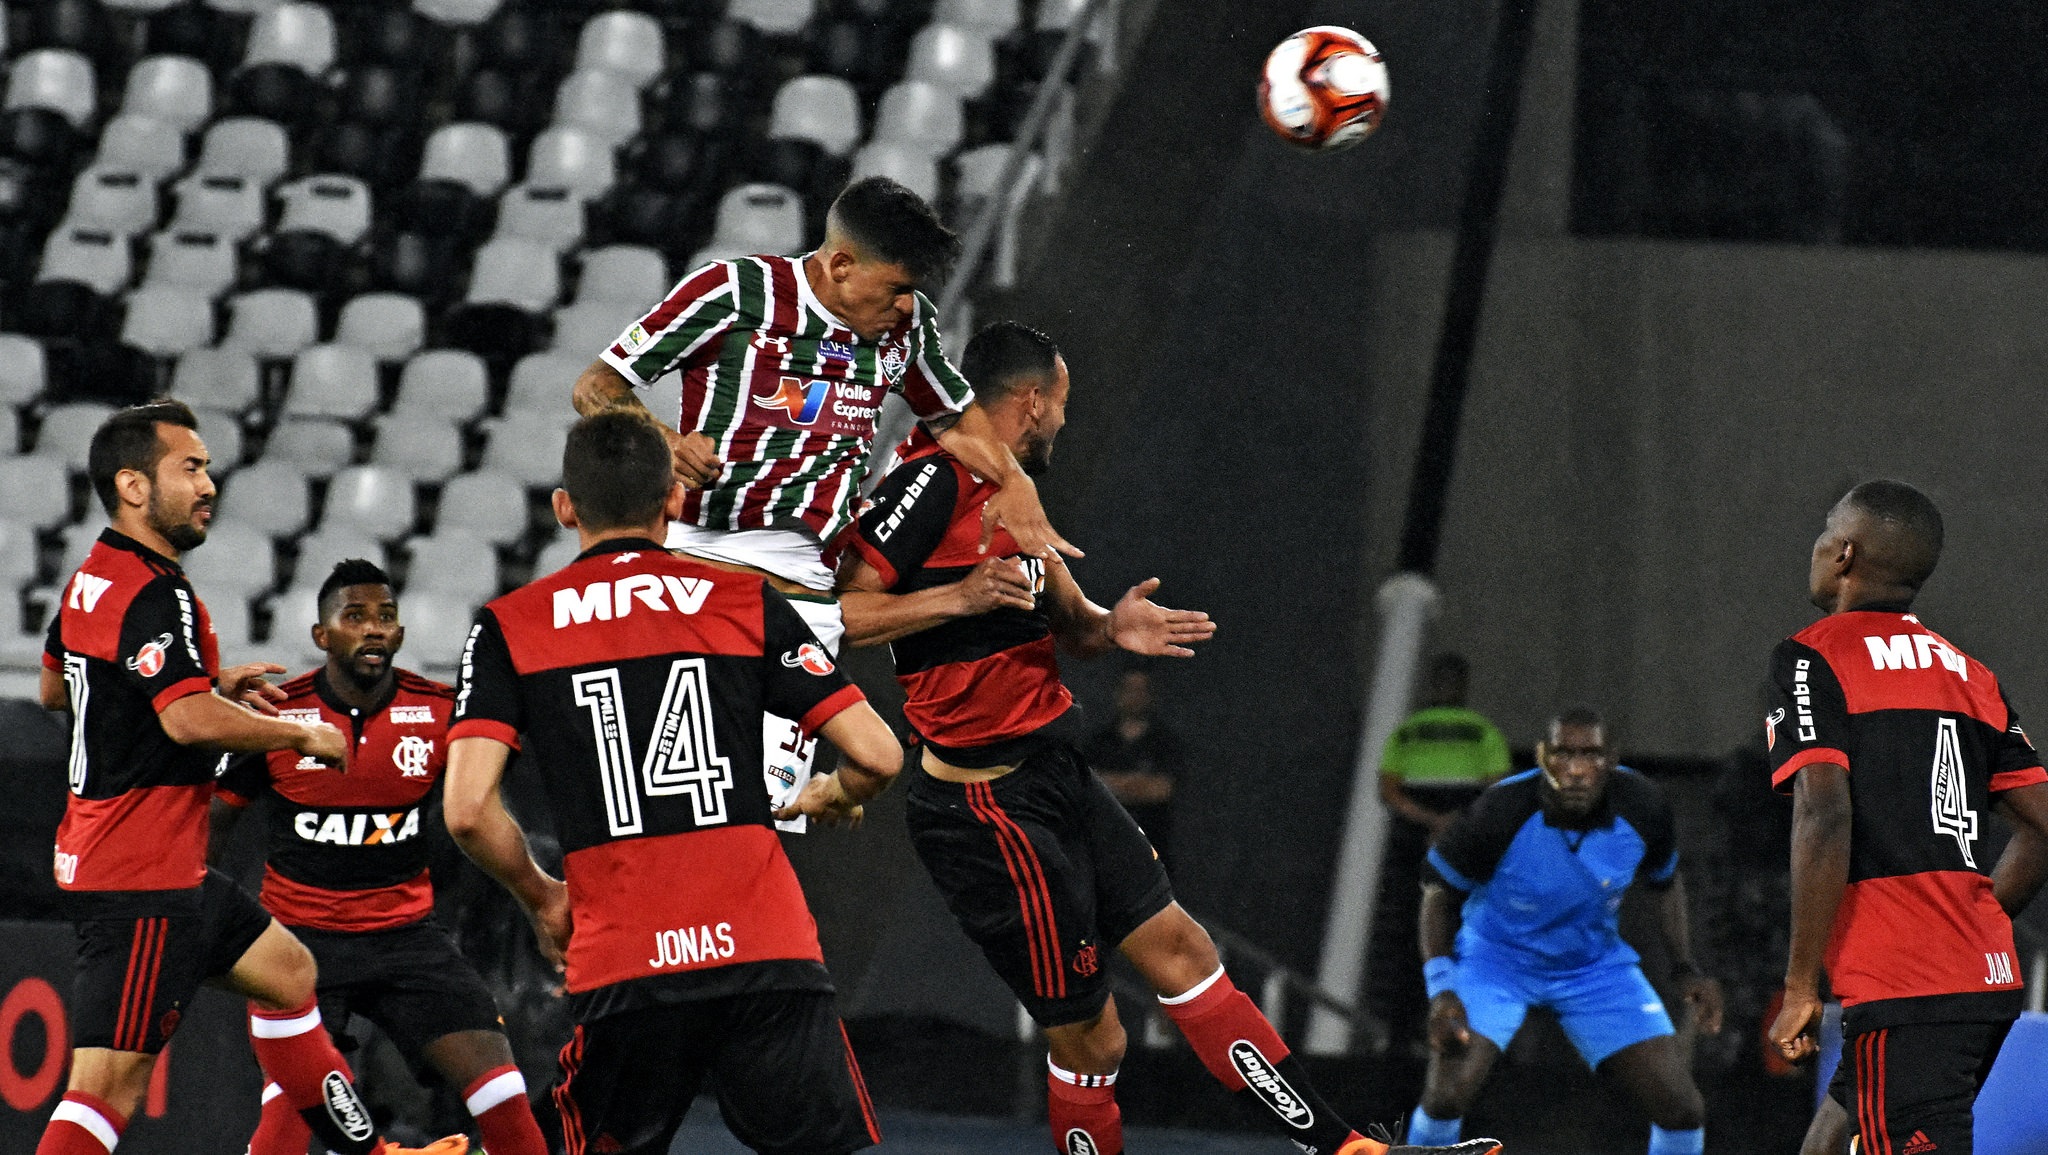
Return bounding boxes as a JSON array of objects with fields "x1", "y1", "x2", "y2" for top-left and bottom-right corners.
[
  {"x1": 1158, "y1": 966, "x2": 1357, "y2": 1152},
  {"x1": 36, "y1": 1091, "x2": 126, "y2": 1154},
  {"x1": 1648, "y1": 1124, "x2": 1705, "y2": 1155},
  {"x1": 1045, "y1": 1059, "x2": 1122, "y2": 1155},
  {"x1": 1406, "y1": 1105, "x2": 1464, "y2": 1145},
  {"x1": 248, "y1": 1082, "x2": 312, "y2": 1155},
  {"x1": 465, "y1": 1064, "x2": 547, "y2": 1155},
  {"x1": 248, "y1": 999, "x2": 380, "y2": 1155}
]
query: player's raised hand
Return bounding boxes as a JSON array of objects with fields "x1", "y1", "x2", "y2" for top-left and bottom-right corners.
[
  {"x1": 669, "y1": 428, "x2": 724, "y2": 489},
  {"x1": 774, "y1": 772, "x2": 866, "y2": 828},
  {"x1": 1426, "y1": 991, "x2": 1474, "y2": 1053},
  {"x1": 219, "y1": 662, "x2": 288, "y2": 715},
  {"x1": 980, "y1": 472, "x2": 1082, "y2": 559},
  {"x1": 1680, "y1": 973, "x2": 1726, "y2": 1036},
  {"x1": 956, "y1": 556, "x2": 1037, "y2": 614},
  {"x1": 1107, "y1": 578, "x2": 1217, "y2": 657},
  {"x1": 527, "y1": 875, "x2": 571, "y2": 973},
  {"x1": 1768, "y1": 984, "x2": 1823, "y2": 1063},
  {"x1": 296, "y1": 720, "x2": 350, "y2": 772}
]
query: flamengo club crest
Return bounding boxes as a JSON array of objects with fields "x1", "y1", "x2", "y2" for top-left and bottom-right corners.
[
  {"x1": 781, "y1": 643, "x2": 835, "y2": 675},
  {"x1": 127, "y1": 632, "x2": 173, "y2": 677},
  {"x1": 392, "y1": 735, "x2": 434, "y2": 778}
]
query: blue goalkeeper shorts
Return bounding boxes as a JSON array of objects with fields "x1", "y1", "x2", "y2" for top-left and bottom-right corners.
[{"x1": 1451, "y1": 946, "x2": 1674, "y2": 1067}]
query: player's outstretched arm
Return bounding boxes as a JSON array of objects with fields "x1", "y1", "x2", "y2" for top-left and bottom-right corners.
[
  {"x1": 1419, "y1": 881, "x2": 1473, "y2": 1052},
  {"x1": 935, "y1": 405, "x2": 1081, "y2": 559},
  {"x1": 1992, "y1": 782, "x2": 2048, "y2": 916},
  {"x1": 444, "y1": 736, "x2": 570, "y2": 969},
  {"x1": 1655, "y1": 874, "x2": 1724, "y2": 1034},
  {"x1": 773, "y1": 702, "x2": 903, "y2": 827},
  {"x1": 1041, "y1": 555, "x2": 1215, "y2": 660},
  {"x1": 834, "y1": 552, "x2": 1035, "y2": 647},
  {"x1": 572, "y1": 358, "x2": 723, "y2": 488},
  {"x1": 159, "y1": 690, "x2": 348, "y2": 765},
  {"x1": 1771, "y1": 761, "x2": 1851, "y2": 1064}
]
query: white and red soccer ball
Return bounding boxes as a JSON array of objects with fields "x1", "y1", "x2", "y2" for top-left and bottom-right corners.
[{"x1": 1259, "y1": 26, "x2": 1390, "y2": 152}]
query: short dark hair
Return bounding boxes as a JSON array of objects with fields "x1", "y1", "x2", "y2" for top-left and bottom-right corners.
[
  {"x1": 1548, "y1": 707, "x2": 1607, "y2": 741},
  {"x1": 88, "y1": 399, "x2": 200, "y2": 516},
  {"x1": 563, "y1": 408, "x2": 673, "y2": 531},
  {"x1": 961, "y1": 321, "x2": 1060, "y2": 404},
  {"x1": 828, "y1": 176, "x2": 960, "y2": 283},
  {"x1": 1839, "y1": 479, "x2": 1944, "y2": 590},
  {"x1": 317, "y1": 559, "x2": 394, "y2": 620}
]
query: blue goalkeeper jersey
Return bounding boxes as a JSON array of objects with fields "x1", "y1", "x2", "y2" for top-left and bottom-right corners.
[{"x1": 1424, "y1": 768, "x2": 1678, "y2": 973}]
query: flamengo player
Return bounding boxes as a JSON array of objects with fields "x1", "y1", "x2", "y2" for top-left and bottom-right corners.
[
  {"x1": 1766, "y1": 481, "x2": 2048, "y2": 1154},
  {"x1": 571, "y1": 176, "x2": 1075, "y2": 832},
  {"x1": 35, "y1": 401, "x2": 460, "y2": 1155},
  {"x1": 443, "y1": 409, "x2": 907, "y2": 1155},
  {"x1": 212, "y1": 560, "x2": 544, "y2": 1155},
  {"x1": 831, "y1": 322, "x2": 1498, "y2": 1155}
]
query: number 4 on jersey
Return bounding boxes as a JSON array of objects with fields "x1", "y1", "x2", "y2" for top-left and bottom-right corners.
[
  {"x1": 1930, "y1": 717, "x2": 1978, "y2": 868},
  {"x1": 574, "y1": 659, "x2": 735, "y2": 837}
]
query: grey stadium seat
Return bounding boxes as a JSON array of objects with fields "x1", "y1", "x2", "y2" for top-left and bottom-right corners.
[
  {"x1": 575, "y1": 246, "x2": 668, "y2": 307},
  {"x1": 708, "y1": 184, "x2": 805, "y2": 255},
  {"x1": 172, "y1": 346, "x2": 262, "y2": 413},
  {"x1": 873, "y1": 81, "x2": 965, "y2": 155},
  {"x1": 0, "y1": 337, "x2": 45, "y2": 407},
  {"x1": 552, "y1": 70, "x2": 640, "y2": 146},
  {"x1": 142, "y1": 230, "x2": 238, "y2": 297},
  {"x1": 727, "y1": 0, "x2": 813, "y2": 37},
  {"x1": 323, "y1": 465, "x2": 418, "y2": 541},
  {"x1": 504, "y1": 352, "x2": 585, "y2": 414},
  {"x1": 195, "y1": 589, "x2": 253, "y2": 649},
  {"x1": 0, "y1": 455, "x2": 72, "y2": 528},
  {"x1": 243, "y1": 3, "x2": 338, "y2": 75},
  {"x1": 370, "y1": 414, "x2": 464, "y2": 482},
  {"x1": 394, "y1": 590, "x2": 478, "y2": 677},
  {"x1": 182, "y1": 518, "x2": 277, "y2": 595},
  {"x1": 7, "y1": 50, "x2": 96, "y2": 130},
  {"x1": 275, "y1": 176, "x2": 372, "y2": 246},
  {"x1": 934, "y1": 0, "x2": 1020, "y2": 38},
  {"x1": 38, "y1": 226, "x2": 132, "y2": 295},
  {"x1": 769, "y1": 76, "x2": 862, "y2": 158},
  {"x1": 122, "y1": 56, "x2": 212, "y2": 134},
  {"x1": 217, "y1": 459, "x2": 311, "y2": 536},
  {"x1": 293, "y1": 526, "x2": 385, "y2": 586},
  {"x1": 94, "y1": 116, "x2": 187, "y2": 183},
  {"x1": 223, "y1": 288, "x2": 320, "y2": 358},
  {"x1": 481, "y1": 413, "x2": 570, "y2": 488},
  {"x1": 262, "y1": 584, "x2": 325, "y2": 669},
  {"x1": 533, "y1": 528, "x2": 580, "y2": 575},
  {"x1": 906, "y1": 24, "x2": 995, "y2": 99},
  {"x1": 466, "y1": 238, "x2": 560, "y2": 312},
  {"x1": 196, "y1": 118, "x2": 292, "y2": 186},
  {"x1": 263, "y1": 417, "x2": 355, "y2": 477},
  {"x1": 405, "y1": 531, "x2": 499, "y2": 602},
  {"x1": 57, "y1": 515, "x2": 110, "y2": 578},
  {"x1": 283, "y1": 344, "x2": 379, "y2": 420},
  {"x1": 169, "y1": 173, "x2": 267, "y2": 241},
  {"x1": 37, "y1": 403, "x2": 115, "y2": 471},
  {"x1": 493, "y1": 185, "x2": 585, "y2": 254},
  {"x1": 573, "y1": 10, "x2": 664, "y2": 89},
  {"x1": 548, "y1": 302, "x2": 631, "y2": 357},
  {"x1": 67, "y1": 168, "x2": 160, "y2": 237},
  {"x1": 523, "y1": 128, "x2": 615, "y2": 202},
  {"x1": 120, "y1": 285, "x2": 217, "y2": 356},
  {"x1": 419, "y1": 123, "x2": 511, "y2": 198},
  {"x1": 393, "y1": 351, "x2": 489, "y2": 420},
  {"x1": 435, "y1": 470, "x2": 528, "y2": 544},
  {"x1": 335, "y1": 293, "x2": 426, "y2": 362},
  {"x1": 413, "y1": 0, "x2": 503, "y2": 28},
  {"x1": 851, "y1": 142, "x2": 939, "y2": 205}
]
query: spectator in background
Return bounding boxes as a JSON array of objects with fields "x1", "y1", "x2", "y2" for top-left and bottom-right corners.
[
  {"x1": 1366, "y1": 653, "x2": 1511, "y2": 1052},
  {"x1": 1082, "y1": 667, "x2": 1185, "y2": 864}
]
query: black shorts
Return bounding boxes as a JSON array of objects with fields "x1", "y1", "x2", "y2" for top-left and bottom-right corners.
[
  {"x1": 1827, "y1": 1018, "x2": 2015, "y2": 1155},
  {"x1": 552, "y1": 992, "x2": 879, "y2": 1155},
  {"x1": 72, "y1": 869, "x2": 273, "y2": 1053},
  {"x1": 293, "y1": 917, "x2": 505, "y2": 1064},
  {"x1": 905, "y1": 742, "x2": 1176, "y2": 1027}
]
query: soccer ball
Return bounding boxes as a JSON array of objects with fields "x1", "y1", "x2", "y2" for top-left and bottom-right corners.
[{"x1": 1258, "y1": 26, "x2": 1390, "y2": 152}]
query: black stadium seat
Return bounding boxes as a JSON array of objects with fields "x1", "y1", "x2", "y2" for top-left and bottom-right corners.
[
  {"x1": 632, "y1": 131, "x2": 705, "y2": 193},
  {"x1": 19, "y1": 0, "x2": 120, "y2": 74},
  {"x1": 369, "y1": 230, "x2": 463, "y2": 305},
  {"x1": 143, "y1": 3, "x2": 248, "y2": 74},
  {"x1": 440, "y1": 302, "x2": 544, "y2": 368},
  {"x1": 259, "y1": 230, "x2": 352, "y2": 297},
  {"x1": 398, "y1": 181, "x2": 494, "y2": 243},
  {"x1": 340, "y1": 66, "x2": 419, "y2": 128},
  {"x1": 699, "y1": 20, "x2": 763, "y2": 76},
  {"x1": 227, "y1": 62, "x2": 321, "y2": 127},
  {"x1": 458, "y1": 69, "x2": 549, "y2": 137},
  {"x1": 316, "y1": 121, "x2": 419, "y2": 191},
  {"x1": 0, "y1": 108, "x2": 81, "y2": 170},
  {"x1": 11, "y1": 280, "x2": 116, "y2": 343},
  {"x1": 593, "y1": 186, "x2": 710, "y2": 260}
]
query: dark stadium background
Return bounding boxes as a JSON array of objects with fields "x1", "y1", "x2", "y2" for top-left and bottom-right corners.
[{"x1": 3, "y1": 0, "x2": 2048, "y2": 1151}]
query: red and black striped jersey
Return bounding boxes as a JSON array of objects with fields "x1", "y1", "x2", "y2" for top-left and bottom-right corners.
[
  {"x1": 217, "y1": 668, "x2": 453, "y2": 934},
  {"x1": 598, "y1": 254, "x2": 974, "y2": 544},
  {"x1": 844, "y1": 432, "x2": 1075, "y2": 766},
  {"x1": 42, "y1": 529, "x2": 221, "y2": 914},
  {"x1": 1767, "y1": 607, "x2": 2047, "y2": 1031},
  {"x1": 448, "y1": 538, "x2": 866, "y2": 1018}
]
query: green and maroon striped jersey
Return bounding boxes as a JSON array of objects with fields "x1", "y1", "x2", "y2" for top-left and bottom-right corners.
[{"x1": 598, "y1": 254, "x2": 974, "y2": 545}]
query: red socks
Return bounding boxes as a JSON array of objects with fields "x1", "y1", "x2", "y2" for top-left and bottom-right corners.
[
  {"x1": 248, "y1": 999, "x2": 380, "y2": 1155},
  {"x1": 1046, "y1": 1060, "x2": 1121, "y2": 1155},
  {"x1": 464, "y1": 1064, "x2": 546, "y2": 1155},
  {"x1": 248, "y1": 1082, "x2": 312, "y2": 1155},
  {"x1": 37, "y1": 1092, "x2": 126, "y2": 1154},
  {"x1": 1156, "y1": 967, "x2": 1289, "y2": 1089}
]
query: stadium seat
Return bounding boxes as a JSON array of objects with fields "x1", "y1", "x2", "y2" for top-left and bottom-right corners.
[
  {"x1": 481, "y1": 412, "x2": 569, "y2": 487},
  {"x1": 465, "y1": 237, "x2": 560, "y2": 311},
  {"x1": 404, "y1": 531, "x2": 498, "y2": 602},
  {"x1": 201, "y1": 591, "x2": 254, "y2": 649},
  {"x1": 547, "y1": 302, "x2": 629, "y2": 356},
  {"x1": 199, "y1": 413, "x2": 246, "y2": 470},
  {"x1": 222, "y1": 287, "x2": 319, "y2": 358},
  {"x1": 0, "y1": 336, "x2": 49, "y2": 406},
  {"x1": 19, "y1": 0, "x2": 117, "y2": 68},
  {"x1": 392, "y1": 350, "x2": 488, "y2": 419},
  {"x1": 226, "y1": 64, "x2": 319, "y2": 129},
  {"x1": 243, "y1": 2, "x2": 338, "y2": 75},
  {"x1": 413, "y1": 0, "x2": 504, "y2": 29},
  {"x1": 194, "y1": 118, "x2": 291, "y2": 185},
  {"x1": 183, "y1": 519, "x2": 276, "y2": 596},
  {"x1": 121, "y1": 56, "x2": 213, "y2": 134},
  {"x1": 36, "y1": 402, "x2": 114, "y2": 470},
  {"x1": 217, "y1": 458, "x2": 310, "y2": 536},
  {"x1": 370, "y1": 413, "x2": 463, "y2": 481},
  {"x1": 143, "y1": 230, "x2": 238, "y2": 297},
  {"x1": 0, "y1": 455, "x2": 69, "y2": 527},
  {"x1": 211, "y1": 0, "x2": 292, "y2": 16},
  {"x1": 873, "y1": 81, "x2": 965, "y2": 154},
  {"x1": 807, "y1": 20, "x2": 879, "y2": 86},
  {"x1": 324, "y1": 464, "x2": 418, "y2": 541},
  {"x1": 294, "y1": 526, "x2": 385, "y2": 586},
  {"x1": 906, "y1": 24, "x2": 994, "y2": 98},
  {"x1": 666, "y1": 70, "x2": 752, "y2": 140},
  {"x1": 576, "y1": 246, "x2": 668, "y2": 306},
  {"x1": 284, "y1": 344, "x2": 378, "y2": 419},
  {"x1": 6, "y1": 50, "x2": 96, "y2": 130},
  {"x1": 851, "y1": 141, "x2": 940, "y2": 203},
  {"x1": 533, "y1": 528, "x2": 580, "y2": 575},
  {"x1": 171, "y1": 345, "x2": 262, "y2": 412},
  {"x1": 552, "y1": 69, "x2": 640, "y2": 146},
  {"x1": 769, "y1": 76, "x2": 862, "y2": 157},
  {"x1": 393, "y1": 589, "x2": 476, "y2": 676},
  {"x1": 593, "y1": 186, "x2": 706, "y2": 257},
  {"x1": 708, "y1": 183, "x2": 805, "y2": 255},
  {"x1": 37, "y1": 225, "x2": 132, "y2": 295},
  {"x1": 56, "y1": 514, "x2": 109, "y2": 579},
  {"x1": 0, "y1": 520, "x2": 41, "y2": 624},
  {"x1": 727, "y1": 0, "x2": 813, "y2": 37},
  {"x1": 0, "y1": 106, "x2": 82, "y2": 169},
  {"x1": 504, "y1": 352, "x2": 584, "y2": 414},
  {"x1": 313, "y1": 120, "x2": 416, "y2": 191},
  {"x1": 525, "y1": 128, "x2": 616, "y2": 202},
  {"x1": 369, "y1": 229, "x2": 462, "y2": 303},
  {"x1": 631, "y1": 131, "x2": 707, "y2": 196},
  {"x1": 434, "y1": 469, "x2": 527, "y2": 544},
  {"x1": 262, "y1": 583, "x2": 323, "y2": 666},
  {"x1": 334, "y1": 293, "x2": 426, "y2": 362},
  {"x1": 934, "y1": 0, "x2": 1020, "y2": 38},
  {"x1": 168, "y1": 173, "x2": 266, "y2": 241},
  {"x1": 276, "y1": 175, "x2": 372, "y2": 246},
  {"x1": 698, "y1": 21, "x2": 763, "y2": 78},
  {"x1": 263, "y1": 417, "x2": 355, "y2": 476},
  {"x1": 66, "y1": 169, "x2": 159, "y2": 237},
  {"x1": 257, "y1": 230, "x2": 348, "y2": 295},
  {"x1": 455, "y1": 68, "x2": 547, "y2": 138},
  {"x1": 13, "y1": 280, "x2": 114, "y2": 344},
  {"x1": 0, "y1": 408, "x2": 18, "y2": 454},
  {"x1": 418, "y1": 123, "x2": 511, "y2": 198},
  {"x1": 103, "y1": 0, "x2": 184, "y2": 13},
  {"x1": 337, "y1": 65, "x2": 416, "y2": 129},
  {"x1": 574, "y1": 10, "x2": 664, "y2": 89},
  {"x1": 119, "y1": 285, "x2": 216, "y2": 356},
  {"x1": 493, "y1": 185, "x2": 585, "y2": 253},
  {"x1": 94, "y1": 115, "x2": 187, "y2": 182}
]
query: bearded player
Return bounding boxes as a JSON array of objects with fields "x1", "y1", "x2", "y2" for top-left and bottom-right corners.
[
  {"x1": 571, "y1": 176, "x2": 1074, "y2": 833},
  {"x1": 824, "y1": 322, "x2": 1500, "y2": 1155},
  {"x1": 36, "y1": 400, "x2": 460, "y2": 1155},
  {"x1": 212, "y1": 560, "x2": 545, "y2": 1155}
]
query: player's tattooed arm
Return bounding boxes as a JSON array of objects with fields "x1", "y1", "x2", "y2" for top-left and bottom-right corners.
[
  {"x1": 1771, "y1": 761, "x2": 1851, "y2": 1064},
  {"x1": 445, "y1": 736, "x2": 571, "y2": 970},
  {"x1": 573, "y1": 359, "x2": 722, "y2": 488}
]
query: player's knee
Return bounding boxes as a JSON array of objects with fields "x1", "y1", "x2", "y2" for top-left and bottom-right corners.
[
  {"x1": 1046, "y1": 1006, "x2": 1127, "y2": 1074},
  {"x1": 1649, "y1": 1083, "x2": 1705, "y2": 1131},
  {"x1": 256, "y1": 934, "x2": 320, "y2": 1010},
  {"x1": 1418, "y1": 1084, "x2": 1469, "y2": 1122}
]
